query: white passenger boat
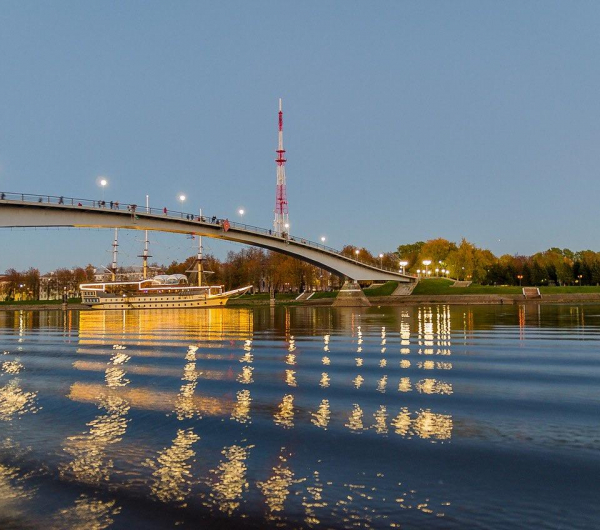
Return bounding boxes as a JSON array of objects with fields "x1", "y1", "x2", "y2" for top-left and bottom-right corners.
[{"x1": 80, "y1": 274, "x2": 251, "y2": 310}]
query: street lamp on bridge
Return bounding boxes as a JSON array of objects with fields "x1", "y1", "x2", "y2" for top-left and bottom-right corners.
[
  {"x1": 99, "y1": 178, "x2": 108, "y2": 202},
  {"x1": 399, "y1": 260, "x2": 408, "y2": 275},
  {"x1": 178, "y1": 195, "x2": 186, "y2": 218},
  {"x1": 379, "y1": 253, "x2": 384, "y2": 268},
  {"x1": 238, "y1": 208, "x2": 245, "y2": 224}
]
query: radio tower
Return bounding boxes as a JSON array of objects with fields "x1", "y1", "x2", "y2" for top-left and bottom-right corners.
[{"x1": 274, "y1": 98, "x2": 289, "y2": 235}]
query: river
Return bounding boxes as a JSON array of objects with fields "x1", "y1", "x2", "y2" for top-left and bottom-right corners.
[{"x1": 0, "y1": 304, "x2": 598, "y2": 529}]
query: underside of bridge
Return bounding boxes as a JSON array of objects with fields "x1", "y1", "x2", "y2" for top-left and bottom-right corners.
[{"x1": 0, "y1": 200, "x2": 414, "y2": 283}]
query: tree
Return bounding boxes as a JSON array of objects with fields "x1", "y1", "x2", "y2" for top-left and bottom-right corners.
[
  {"x1": 530, "y1": 261, "x2": 545, "y2": 285},
  {"x1": 54, "y1": 268, "x2": 74, "y2": 294},
  {"x1": 3, "y1": 268, "x2": 23, "y2": 300},
  {"x1": 396, "y1": 241, "x2": 425, "y2": 272},
  {"x1": 419, "y1": 238, "x2": 457, "y2": 266},
  {"x1": 23, "y1": 268, "x2": 40, "y2": 300},
  {"x1": 591, "y1": 261, "x2": 600, "y2": 286},
  {"x1": 340, "y1": 245, "x2": 376, "y2": 265},
  {"x1": 85, "y1": 264, "x2": 96, "y2": 281},
  {"x1": 381, "y1": 252, "x2": 399, "y2": 270},
  {"x1": 445, "y1": 239, "x2": 477, "y2": 280},
  {"x1": 557, "y1": 260, "x2": 573, "y2": 286}
]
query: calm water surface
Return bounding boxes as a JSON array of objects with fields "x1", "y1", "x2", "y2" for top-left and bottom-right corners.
[{"x1": 0, "y1": 304, "x2": 598, "y2": 529}]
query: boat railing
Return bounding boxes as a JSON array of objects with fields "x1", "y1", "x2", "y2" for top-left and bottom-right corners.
[{"x1": 0, "y1": 191, "x2": 415, "y2": 276}]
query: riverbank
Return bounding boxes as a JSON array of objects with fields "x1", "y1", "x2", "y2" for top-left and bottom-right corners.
[
  {"x1": 0, "y1": 302, "x2": 89, "y2": 310},
  {"x1": 4, "y1": 292, "x2": 600, "y2": 311},
  {"x1": 230, "y1": 293, "x2": 600, "y2": 307}
]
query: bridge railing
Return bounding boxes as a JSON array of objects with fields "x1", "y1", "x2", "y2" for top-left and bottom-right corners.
[{"x1": 0, "y1": 191, "x2": 414, "y2": 276}]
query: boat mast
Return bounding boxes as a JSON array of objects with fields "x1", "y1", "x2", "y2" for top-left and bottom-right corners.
[
  {"x1": 197, "y1": 208, "x2": 203, "y2": 287},
  {"x1": 111, "y1": 228, "x2": 119, "y2": 281},
  {"x1": 141, "y1": 194, "x2": 151, "y2": 280}
]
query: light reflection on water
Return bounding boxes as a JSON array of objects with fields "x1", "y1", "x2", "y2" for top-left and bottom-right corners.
[{"x1": 0, "y1": 304, "x2": 598, "y2": 529}]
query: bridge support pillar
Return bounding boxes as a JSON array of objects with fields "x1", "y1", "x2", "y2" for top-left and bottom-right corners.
[{"x1": 332, "y1": 281, "x2": 371, "y2": 307}]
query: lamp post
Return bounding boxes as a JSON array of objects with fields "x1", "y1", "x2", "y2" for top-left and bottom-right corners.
[
  {"x1": 319, "y1": 237, "x2": 327, "y2": 290},
  {"x1": 379, "y1": 253, "x2": 384, "y2": 268},
  {"x1": 435, "y1": 268, "x2": 439, "y2": 277},
  {"x1": 99, "y1": 178, "x2": 108, "y2": 202},
  {"x1": 399, "y1": 260, "x2": 408, "y2": 275},
  {"x1": 417, "y1": 269, "x2": 421, "y2": 279},
  {"x1": 238, "y1": 208, "x2": 245, "y2": 225},
  {"x1": 517, "y1": 274, "x2": 523, "y2": 287},
  {"x1": 422, "y1": 260, "x2": 431, "y2": 276},
  {"x1": 578, "y1": 274, "x2": 583, "y2": 286},
  {"x1": 355, "y1": 249, "x2": 360, "y2": 261},
  {"x1": 178, "y1": 194, "x2": 186, "y2": 218}
]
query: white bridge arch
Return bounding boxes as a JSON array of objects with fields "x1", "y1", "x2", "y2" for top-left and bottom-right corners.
[{"x1": 0, "y1": 192, "x2": 414, "y2": 283}]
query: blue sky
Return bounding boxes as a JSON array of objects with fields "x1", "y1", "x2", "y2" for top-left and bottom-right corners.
[{"x1": 1, "y1": 1, "x2": 600, "y2": 272}]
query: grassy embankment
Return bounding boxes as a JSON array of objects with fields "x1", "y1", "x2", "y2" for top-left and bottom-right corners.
[
  {"x1": 237, "y1": 293, "x2": 298, "y2": 301},
  {"x1": 412, "y1": 278, "x2": 600, "y2": 295}
]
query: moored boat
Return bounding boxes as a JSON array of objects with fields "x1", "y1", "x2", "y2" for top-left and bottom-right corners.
[{"x1": 80, "y1": 275, "x2": 251, "y2": 310}]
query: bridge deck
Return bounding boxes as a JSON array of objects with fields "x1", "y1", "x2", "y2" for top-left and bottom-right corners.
[{"x1": 0, "y1": 191, "x2": 415, "y2": 283}]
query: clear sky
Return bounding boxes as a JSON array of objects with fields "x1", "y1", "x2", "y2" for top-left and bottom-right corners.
[{"x1": 1, "y1": 1, "x2": 600, "y2": 272}]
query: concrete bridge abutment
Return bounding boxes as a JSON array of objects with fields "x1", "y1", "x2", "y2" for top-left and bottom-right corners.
[{"x1": 332, "y1": 281, "x2": 371, "y2": 307}]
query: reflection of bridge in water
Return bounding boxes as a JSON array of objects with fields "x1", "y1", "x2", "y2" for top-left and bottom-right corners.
[{"x1": 0, "y1": 192, "x2": 415, "y2": 282}]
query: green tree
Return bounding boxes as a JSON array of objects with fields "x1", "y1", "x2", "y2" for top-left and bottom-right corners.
[
  {"x1": 396, "y1": 241, "x2": 424, "y2": 272},
  {"x1": 419, "y1": 238, "x2": 457, "y2": 266}
]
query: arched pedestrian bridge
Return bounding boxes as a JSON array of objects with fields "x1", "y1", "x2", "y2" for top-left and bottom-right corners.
[{"x1": 0, "y1": 192, "x2": 415, "y2": 283}]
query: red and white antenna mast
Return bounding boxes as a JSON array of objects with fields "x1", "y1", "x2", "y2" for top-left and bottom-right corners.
[{"x1": 274, "y1": 98, "x2": 289, "y2": 235}]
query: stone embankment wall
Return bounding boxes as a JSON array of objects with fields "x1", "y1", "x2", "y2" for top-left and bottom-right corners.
[{"x1": 368, "y1": 293, "x2": 600, "y2": 305}]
